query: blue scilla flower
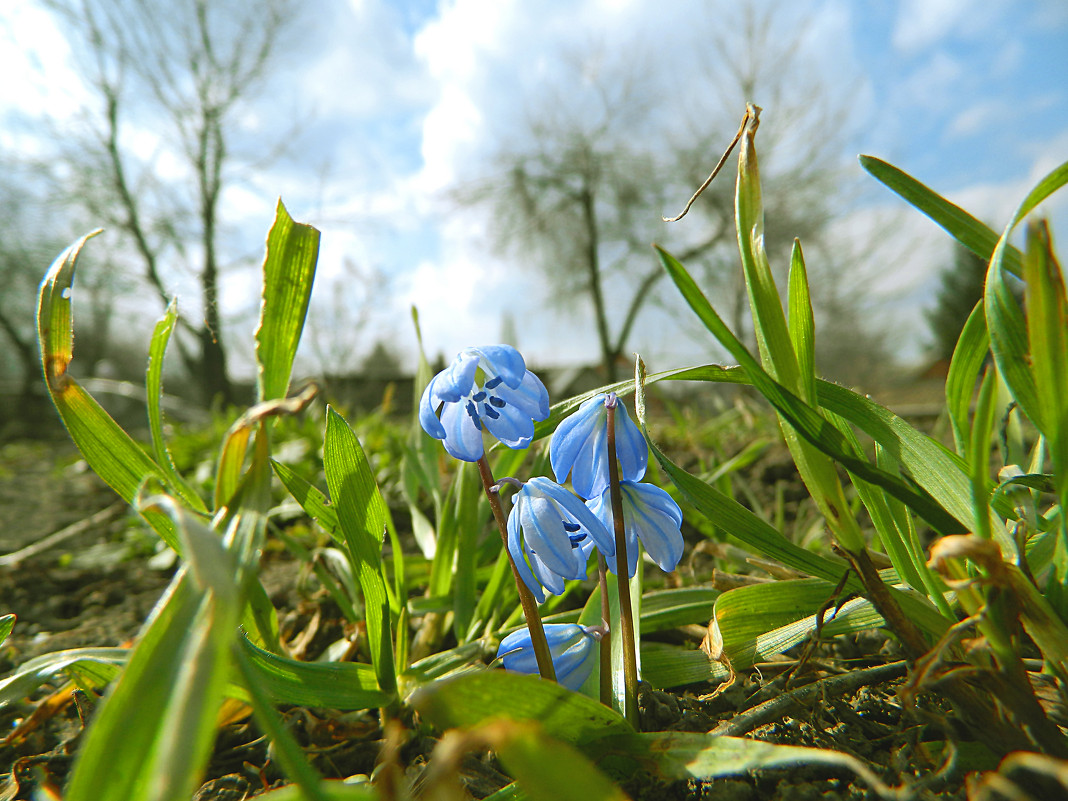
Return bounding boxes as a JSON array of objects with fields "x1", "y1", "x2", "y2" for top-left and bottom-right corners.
[
  {"x1": 586, "y1": 480, "x2": 684, "y2": 578},
  {"x1": 550, "y1": 393, "x2": 648, "y2": 500},
  {"x1": 497, "y1": 623, "x2": 600, "y2": 691},
  {"x1": 419, "y1": 345, "x2": 550, "y2": 462},
  {"x1": 506, "y1": 476, "x2": 615, "y2": 602}
]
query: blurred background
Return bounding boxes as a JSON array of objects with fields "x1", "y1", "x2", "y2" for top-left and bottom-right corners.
[{"x1": 1, "y1": 0, "x2": 1066, "y2": 424}]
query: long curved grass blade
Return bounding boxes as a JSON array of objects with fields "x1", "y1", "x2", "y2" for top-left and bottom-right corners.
[
  {"x1": 1022, "y1": 223, "x2": 1068, "y2": 510},
  {"x1": 985, "y1": 158, "x2": 1068, "y2": 442},
  {"x1": 640, "y1": 587, "x2": 719, "y2": 632},
  {"x1": 787, "y1": 239, "x2": 817, "y2": 403},
  {"x1": 64, "y1": 570, "x2": 230, "y2": 801},
  {"x1": 710, "y1": 579, "x2": 881, "y2": 669},
  {"x1": 474, "y1": 720, "x2": 630, "y2": 801},
  {"x1": 146, "y1": 300, "x2": 207, "y2": 513},
  {"x1": 945, "y1": 300, "x2": 990, "y2": 456},
  {"x1": 324, "y1": 407, "x2": 398, "y2": 698},
  {"x1": 656, "y1": 247, "x2": 960, "y2": 536},
  {"x1": 36, "y1": 233, "x2": 178, "y2": 549},
  {"x1": 641, "y1": 643, "x2": 724, "y2": 688},
  {"x1": 232, "y1": 643, "x2": 331, "y2": 801},
  {"x1": 238, "y1": 635, "x2": 391, "y2": 709},
  {"x1": 859, "y1": 155, "x2": 1023, "y2": 275},
  {"x1": 273, "y1": 460, "x2": 342, "y2": 539},
  {"x1": 646, "y1": 363, "x2": 976, "y2": 535},
  {"x1": 631, "y1": 731, "x2": 898, "y2": 800},
  {"x1": 255, "y1": 200, "x2": 320, "y2": 403},
  {"x1": 0, "y1": 648, "x2": 127, "y2": 708},
  {"x1": 410, "y1": 670, "x2": 633, "y2": 744}
]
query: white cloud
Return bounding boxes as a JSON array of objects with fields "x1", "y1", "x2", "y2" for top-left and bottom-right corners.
[
  {"x1": 891, "y1": 0, "x2": 1009, "y2": 52},
  {"x1": 946, "y1": 99, "x2": 1008, "y2": 139},
  {"x1": 0, "y1": 0, "x2": 86, "y2": 123}
]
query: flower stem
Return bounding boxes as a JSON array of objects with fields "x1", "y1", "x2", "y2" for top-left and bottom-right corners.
[
  {"x1": 605, "y1": 397, "x2": 639, "y2": 727},
  {"x1": 476, "y1": 456, "x2": 557, "y2": 683},
  {"x1": 597, "y1": 554, "x2": 612, "y2": 706}
]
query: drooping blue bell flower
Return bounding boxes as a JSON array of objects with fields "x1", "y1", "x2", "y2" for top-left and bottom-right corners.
[
  {"x1": 506, "y1": 476, "x2": 615, "y2": 602},
  {"x1": 419, "y1": 345, "x2": 550, "y2": 462},
  {"x1": 550, "y1": 392, "x2": 648, "y2": 500},
  {"x1": 586, "y1": 479, "x2": 684, "y2": 578},
  {"x1": 497, "y1": 623, "x2": 600, "y2": 691}
]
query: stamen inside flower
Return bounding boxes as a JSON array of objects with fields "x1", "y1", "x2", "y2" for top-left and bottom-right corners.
[{"x1": 465, "y1": 401, "x2": 483, "y2": 429}]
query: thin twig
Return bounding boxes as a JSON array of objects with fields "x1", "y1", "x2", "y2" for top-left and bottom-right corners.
[
  {"x1": 710, "y1": 660, "x2": 909, "y2": 738},
  {"x1": 0, "y1": 502, "x2": 126, "y2": 567},
  {"x1": 662, "y1": 104, "x2": 760, "y2": 223}
]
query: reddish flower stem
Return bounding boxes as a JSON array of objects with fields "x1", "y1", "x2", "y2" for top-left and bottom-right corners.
[{"x1": 477, "y1": 456, "x2": 557, "y2": 683}]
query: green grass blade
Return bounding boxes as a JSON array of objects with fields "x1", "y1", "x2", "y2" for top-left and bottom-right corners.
[
  {"x1": 985, "y1": 158, "x2": 1068, "y2": 444},
  {"x1": 324, "y1": 407, "x2": 398, "y2": 698},
  {"x1": 648, "y1": 364, "x2": 976, "y2": 534},
  {"x1": 1022, "y1": 222, "x2": 1068, "y2": 510},
  {"x1": 643, "y1": 433, "x2": 849, "y2": 583},
  {"x1": 238, "y1": 634, "x2": 391, "y2": 709},
  {"x1": 986, "y1": 246, "x2": 1042, "y2": 431},
  {"x1": 0, "y1": 648, "x2": 127, "y2": 708},
  {"x1": 644, "y1": 266, "x2": 965, "y2": 536},
  {"x1": 233, "y1": 643, "x2": 331, "y2": 801},
  {"x1": 272, "y1": 460, "x2": 342, "y2": 539},
  {"x1": 787, "y1": 239, "x2": 817, "y2": 403},
  {"x1": 65, "y1": 501, "x2": 244, "y2": 801},
  {"x1": 146, "y1": 300, "x2": 207, "y2": 513},
  {"x1": 255, "y1": 200, "x2": 321, "y2": 403},
  {"x1": 36, "y1": 233, "x2": 178, "y2": 549},
  {"x1": 641, "y1": 643, "x2": 724, "y2": 688},
  {"x1": 734, "y1": 107, "x2": 800, "y2": 388},
  {"x1": 632, "y1": 732, "x2": 896, "y2": 799},
  {"x1": 640, "y1": 587, "x2": 720, "y2": 632},
  {"x1": 711, "y1": 580, "x2": 880, "y2": 669},
  {"x1": 410, "y1": 670, "x2": 633, "y2": 744},
  {"x1": 482, "y1": 721, "x2": 630, "y2": 801},
  {"x1": 859, "y1": 155, "x2": 1023, "y2": 275},
  {"x1": 945, "y1": 300, "x2": 990, "y2": 456},
  {"x1": 0, "y1": 615, "x2": 14, "y2": 649}
]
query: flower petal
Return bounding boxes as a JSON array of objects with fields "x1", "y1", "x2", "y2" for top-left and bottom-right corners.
[
  {"x1": 550, "y1": 394, "x2": 647, "y2": 500},
  {"x1": 495, "y1": 370, "x2": 551, "y2": 422},
  {"x1": 507, "y1": 504, "x2": 545, "y2": 602},
  {"x1": 624, "y1": 482, "x2": 684, "y2": 573},
  {"x1": 475, "y1": 344, "x2": 527, "y2": 388},
  {"x1": 482, "y1": 402, "x2": 536, "y2": 449},
  {"x1": 519, "y1": 494, "x2": 583, "y2": 579},
  {"x1": 418, "y1": 374, "x2": 446, "y2": 440},
  {"x1": 497, "y1": 624, "x2": 597, "y2": 691},
  {"x1": 437, "y1": 397, "x2": 484, "y2": 461},
  {"x1": 611, "y1": 401, "x2": 649, "y2": 484},
  {"x1": 530, "y1": 476, "x2": 615, "y2": 557},
  {"x1": 432, "y1": 351, "x2": 481, "y2": 401}
]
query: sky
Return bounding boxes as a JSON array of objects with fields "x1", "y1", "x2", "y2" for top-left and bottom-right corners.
[{"x1": 2, "y1": 0, "x2": 1067, "y2": 379}]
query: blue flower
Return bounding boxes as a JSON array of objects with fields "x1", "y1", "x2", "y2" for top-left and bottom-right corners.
[
  {"x1": 497, "y1": 623, "x2": 599, "y2": 691},
  {"x1": 506, "y1": 476, "x2": 615, "y2": 602},
  {"x1": 419, "y1": 345, "x2": 550, "y2": 462},
  {"x1": 586, "y1": 480, "x2": 684, "y2": 577},
  {"x1": 550, "y1": 393, "x2": 648, "y2": 499}
]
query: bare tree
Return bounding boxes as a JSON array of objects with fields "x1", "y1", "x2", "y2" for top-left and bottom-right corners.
[
  {"x1": 42, "y1": 0, "x2": 297, "y2": 404},
  {"x1": 454, "y1": 2, "x2": 857, "y2": 381}
]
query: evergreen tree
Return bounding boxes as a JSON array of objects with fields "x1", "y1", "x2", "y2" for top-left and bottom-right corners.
[{"x1": 926, "y1": 244, "x2": 988, "y2": 363}]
